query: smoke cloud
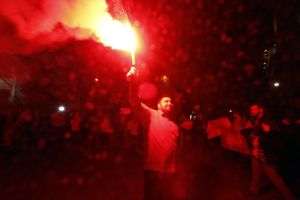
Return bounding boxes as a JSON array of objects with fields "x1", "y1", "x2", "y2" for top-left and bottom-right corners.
[{"x1": 0, "y1": 0, "x2": 118, "y2": 54}]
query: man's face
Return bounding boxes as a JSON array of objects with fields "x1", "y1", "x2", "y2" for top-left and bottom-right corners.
[
  {"x1": 158, "y1": 97, "x2": 173, "y2": 114},
  {"x1": 249, "y1": 105, "x2": 261, "y2": 117}
]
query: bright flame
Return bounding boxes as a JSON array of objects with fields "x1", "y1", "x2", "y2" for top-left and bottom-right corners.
[
  {"x1": 97, "y1": 15, "x2": 138, "y2": 52},
  {"x1": 63, "y1": 0, "x2": 139, "y2": 55}
]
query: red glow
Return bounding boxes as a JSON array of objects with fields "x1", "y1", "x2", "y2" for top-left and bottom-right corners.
[{"x1": 138, "y1": 82, "x2": 157, "y2": 100}]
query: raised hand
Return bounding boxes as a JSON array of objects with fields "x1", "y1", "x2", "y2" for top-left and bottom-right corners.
[{"x1": 126, "y1": 66, "x2": 137, "y2": 80}]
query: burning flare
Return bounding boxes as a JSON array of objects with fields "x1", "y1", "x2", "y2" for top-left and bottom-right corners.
[
  {"x1": 63, "y1": 0, "x2": 139, "y2": 64},
  {"x1": 97, "y1": 14, "x2": 138, "y2": 65},
  {"x1": 97, "y1": 15, "x2": 137, "y2": 53}
]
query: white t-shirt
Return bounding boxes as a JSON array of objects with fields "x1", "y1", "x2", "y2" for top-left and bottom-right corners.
[{"x1": 142, "y1": 103, "x2": 179, "y2": 173}]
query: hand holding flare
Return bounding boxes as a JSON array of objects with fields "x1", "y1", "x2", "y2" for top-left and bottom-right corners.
[{"x1": 126, "y1": 65, "x2": 137, "y2": 80}]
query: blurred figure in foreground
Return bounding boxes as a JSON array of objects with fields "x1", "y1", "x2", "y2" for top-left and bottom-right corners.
[{"x1": 243, "y1": 104, "x2": 296, "y2": 200}]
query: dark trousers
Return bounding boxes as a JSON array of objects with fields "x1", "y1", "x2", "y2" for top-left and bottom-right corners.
[{"x1": 144, "y1": 170, "x2": 183, "y2": 200}]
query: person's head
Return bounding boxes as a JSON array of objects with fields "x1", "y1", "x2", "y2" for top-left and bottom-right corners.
[
  {"x1": 249, "y1": 104, "x2": 264, "y2": 118},
  {"x1": 157, "y1": 96, "x2": 173, "y2": 115}
]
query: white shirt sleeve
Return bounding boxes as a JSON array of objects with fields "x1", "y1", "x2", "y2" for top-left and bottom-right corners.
[{"x1": 141, "y1": 102, "x2": 156, "y2": 113}]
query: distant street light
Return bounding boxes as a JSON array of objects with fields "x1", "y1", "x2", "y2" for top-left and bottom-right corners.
[
  {"x1": 58, "y1": 105, "x2": 66, "y2": 112},
  {"x1": 273, "y1": 81, "x2": 280, "y2": 88}
]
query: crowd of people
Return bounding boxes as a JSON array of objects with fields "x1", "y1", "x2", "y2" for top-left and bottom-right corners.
[{"x1": 0, "y1": 62, "x2": 299, "y2": 199}]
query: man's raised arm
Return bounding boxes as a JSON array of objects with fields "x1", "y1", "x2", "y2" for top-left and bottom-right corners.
[{"x1": 126, "y1": 66, "x2": 154, "y2": 113}]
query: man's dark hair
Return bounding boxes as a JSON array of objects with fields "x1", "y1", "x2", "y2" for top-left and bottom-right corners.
[{"x1": 156, "y1": 93, "x2": 173, "y2": 104}]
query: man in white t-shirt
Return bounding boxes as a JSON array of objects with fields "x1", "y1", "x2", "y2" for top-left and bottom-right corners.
[{"x1": 127, "y1": 66, "x2": 180, "y2": 200}]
